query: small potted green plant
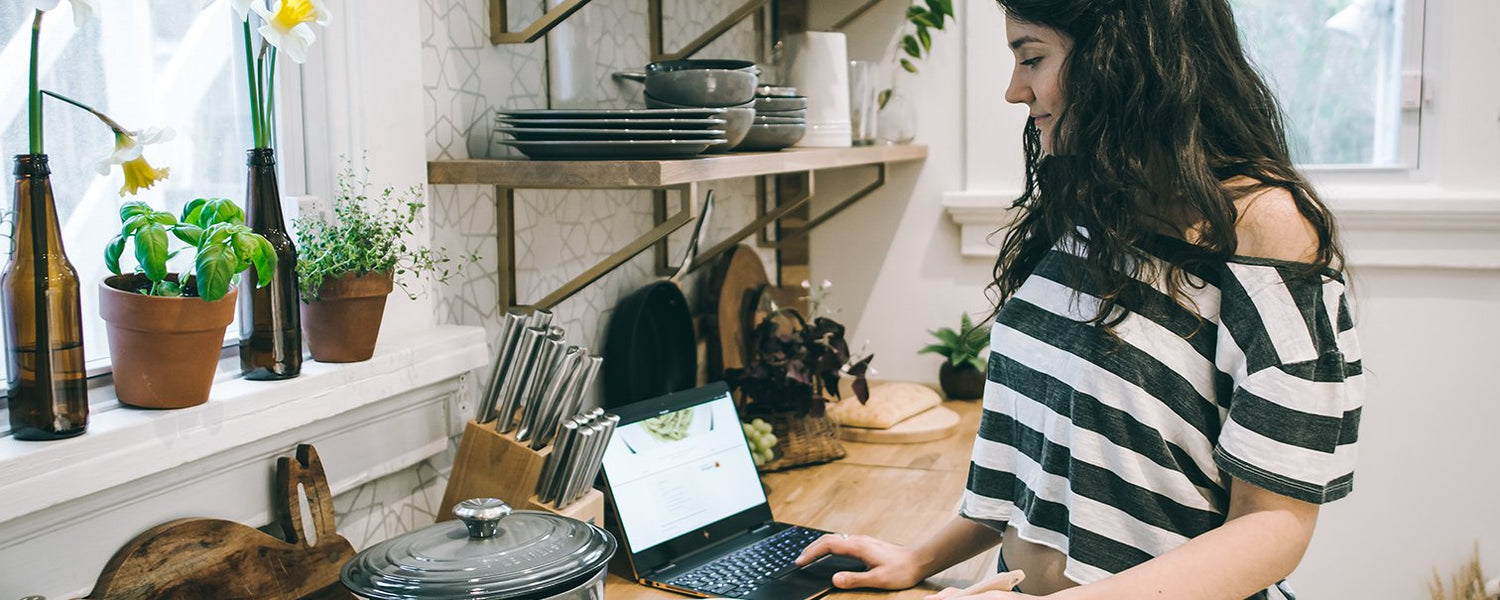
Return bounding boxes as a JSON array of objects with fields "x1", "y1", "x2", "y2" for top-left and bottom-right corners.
[
  {"x1": 100, "y1": 198, "x2": 275, "y2": 409},
  {"x1": 919, "y1": 312, "x2": 988, "y2": 400},
  {"x1": 293, "y1": 163, "x2": 465, "y2": 363}
]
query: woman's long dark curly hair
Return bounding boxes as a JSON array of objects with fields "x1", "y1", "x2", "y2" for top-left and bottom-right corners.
[{"x1": 988, "y1": 0, "x2": 1345, "y2": 328}]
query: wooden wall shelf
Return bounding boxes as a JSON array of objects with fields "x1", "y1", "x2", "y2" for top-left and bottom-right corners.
[
  {"x1": 427, "y1": 144, "x2": 927, "y2": 189},
  {"x1": 426, "y1": 145, "x2": 927, "y2": 312}
]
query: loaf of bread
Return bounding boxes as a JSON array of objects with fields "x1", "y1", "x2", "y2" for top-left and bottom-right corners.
[{"x1": 826, "y1": 382, "x2": 942, "y2": 429}]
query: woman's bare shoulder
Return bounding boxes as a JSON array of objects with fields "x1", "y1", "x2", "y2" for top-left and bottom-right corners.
[{"x1": 1230, "y1": 185, "x2": 1320, "y2": 263}]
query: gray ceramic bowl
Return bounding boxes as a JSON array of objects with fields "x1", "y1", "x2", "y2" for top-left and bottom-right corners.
[
  {"x1": 639, "y1": 60, "x2": 758, "y2": 108},
  {"x1": 755, "y1": 84, "x2": 799, "y2": 97},
  {"x1": 734, "y1": 123, "x2": 806, "y2": 151},
  {"x1": 753, "y1": 96, "x2": 808, "y2": 112},
  {"x1": 705, "y1": 107, "x2": 756, "y2": 153},
  {"x1": 644, "y1": 94, "x2": 754, "y2": 111},
  {"x1": 752, "y1": 115, "x2": 806, "y2": 126},
  {"x1": 754, "y1": 108, "x2": 807, "y2": 119}
]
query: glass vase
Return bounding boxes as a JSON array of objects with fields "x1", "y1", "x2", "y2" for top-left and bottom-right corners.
[
  {"x1": 239, "y1": 148, "x2": 302, "y2": 380},
  {"x1": 848, "y1": 60, "x2": 880, "y2": 146},
  {"x1": 877, "y1": 90, "x2": 917, "y2": 145},
  {"x1": 4, "y1": 154, "x2": 88, "y2": 440}
]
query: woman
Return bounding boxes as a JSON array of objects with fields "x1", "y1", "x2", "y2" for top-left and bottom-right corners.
[{"x1": 795, "y1": 1, "x2": 1363, "y2": 599}]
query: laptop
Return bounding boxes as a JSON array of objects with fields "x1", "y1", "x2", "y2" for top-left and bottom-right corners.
[{"x1": 599, "y1": 382, "x2": 866, "y2": 600}]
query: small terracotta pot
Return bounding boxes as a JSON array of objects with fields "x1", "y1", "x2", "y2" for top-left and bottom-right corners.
[
  {"x1": 938, "y1": 361, "x2": 986, "y2": 400},
  {"x1": 99, "y1": 274, "x2": 238, "y2": 409},
  {"x1": 300, "y1": 271, "x2": 393, "y2": 363}
]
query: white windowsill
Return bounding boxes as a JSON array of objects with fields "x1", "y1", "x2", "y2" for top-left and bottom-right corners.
[
  {"x1": 941, "y1": 187, "x2": 1500, "y2": 269},
  {"x1": 0, "y1": 324, "x2": 489, "y2": 598}
]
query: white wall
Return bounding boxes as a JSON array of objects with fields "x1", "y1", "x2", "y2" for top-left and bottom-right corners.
[
  {"x1": 812, "y1": 0, "x2": 1500, "y2": 598},
  {"x1": 805, "y1": 0, "x2": 993, "y2": 375}
]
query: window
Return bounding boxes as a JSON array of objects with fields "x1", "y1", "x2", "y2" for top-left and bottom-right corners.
[
  {"x1": 1231, "y1": 0, "x2": 1420, "y2": 168},
  {"x1": 0, "y1": 1, "x2": 255, "y2": 385}
]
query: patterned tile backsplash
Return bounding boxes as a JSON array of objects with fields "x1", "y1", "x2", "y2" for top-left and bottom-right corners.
[{"x1": 334, "y1": 0, "x2": 778, "y2": 547}]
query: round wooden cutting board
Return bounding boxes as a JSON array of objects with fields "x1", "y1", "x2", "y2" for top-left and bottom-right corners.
[
  {"x1": 838, "y1": 405, "x2": 962, "y2": 444},
  {"x1": 704, "y1": 244, "x2": 769, "y2": 377}
]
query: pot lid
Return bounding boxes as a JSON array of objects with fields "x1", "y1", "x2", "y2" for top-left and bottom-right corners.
[{"x1": 341, "y1": 498, "x2": 616, "y2": 599}]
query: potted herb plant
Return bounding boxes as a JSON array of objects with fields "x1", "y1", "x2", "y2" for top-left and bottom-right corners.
[
  {"x1": 293, "y1": 163, "x2": 464, "y2": 363},
  {"x1": 100, "y1": 198, "x2": 275, "y2": 409},
  {"x1": 918, "y1": 312, "x2": 988, "y2": 400}
]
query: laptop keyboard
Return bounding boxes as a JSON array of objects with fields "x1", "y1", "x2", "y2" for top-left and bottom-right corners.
[{"x1": 666, "y1": 526, "x2": 825, "y2": 598}]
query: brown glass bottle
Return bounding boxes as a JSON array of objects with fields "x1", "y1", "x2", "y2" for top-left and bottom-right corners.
[
  {"x1": 238, "y1": 148, "x2": 302, "y2": 380},
  {"x1": 4, "y1": 154, "x2": 88, "y2": 440}
]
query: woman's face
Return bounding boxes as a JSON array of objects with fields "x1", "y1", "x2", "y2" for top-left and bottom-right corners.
[{"x1": 1003, "y1": 18, "x2": 1072, "y2": 154}]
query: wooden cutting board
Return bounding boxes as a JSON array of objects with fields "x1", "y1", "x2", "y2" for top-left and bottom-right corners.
[
  {"x1": 839, "y1": 405, "x2": 962, "y2": 444},
  {"x1": 84, "y1": 444, "x2": 354, "y2": 599},
  {"x1": 704, "y1": 244, "x2": 769, "y2": 377}
]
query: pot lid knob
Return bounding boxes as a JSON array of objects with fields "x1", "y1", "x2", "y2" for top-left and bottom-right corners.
[{"x1": 452, "y1": 498, "x2": 511, "y2": 539}]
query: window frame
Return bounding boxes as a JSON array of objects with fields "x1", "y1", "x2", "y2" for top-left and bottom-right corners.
[
  {"x1": 1299, "y1": 0, "x2": 1428, "y2": 183},
  {"x1": 0, "y1": 3, "x2": 322, "y2": 410}
]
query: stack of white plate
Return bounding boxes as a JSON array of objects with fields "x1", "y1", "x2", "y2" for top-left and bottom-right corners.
[{"x1": 492, "y1": 108, "x2": 728, "y2": 159}]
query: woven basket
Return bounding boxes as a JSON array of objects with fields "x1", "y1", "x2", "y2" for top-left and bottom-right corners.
[{"x1": 756, "y1": 411, "x2": 846, "y2": 472}]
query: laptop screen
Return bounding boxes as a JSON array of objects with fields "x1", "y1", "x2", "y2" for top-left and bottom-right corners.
[{"x1": 600, "y1": 387, "x2": 767, "y2": 552}]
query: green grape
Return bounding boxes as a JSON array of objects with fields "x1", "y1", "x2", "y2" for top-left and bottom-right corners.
[{"x1": 743, "y1": 420, "x2": 778, "y2": 466}]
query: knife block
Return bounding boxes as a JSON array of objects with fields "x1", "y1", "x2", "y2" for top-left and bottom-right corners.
[{"x1": 439, "y1": 420, "x2": 604, "y2": 525}]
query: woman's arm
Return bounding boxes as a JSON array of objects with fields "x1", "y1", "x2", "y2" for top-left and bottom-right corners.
[
  {"x1": 1048, "y1": 477, "x2": 1319, "y2": 600},
  {"x1": 795, "y1": 514, "x2": 1006, "y2": 589}
]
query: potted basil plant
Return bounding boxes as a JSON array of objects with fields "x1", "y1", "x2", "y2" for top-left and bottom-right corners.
[
  {"x1": 293, "y1": 164, "x2": 465, "y2": 363},
  {"x1": 918, "y1": 312, "x2": 988, "y2": 400},
  {"x1": 101, "y1": 198, "x2": 275, "y2": 409}
]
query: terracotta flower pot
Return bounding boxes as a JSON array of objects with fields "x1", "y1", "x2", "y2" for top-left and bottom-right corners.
[
  {"x1": 938, "y1": 361, "x2": 986, "y2": 400},
  {"x1": 99, "y1": 274, "x2": 238, "y2": 409},
  {"x1": 300, "y1": 271, "x2": 393, "y2": 363}
]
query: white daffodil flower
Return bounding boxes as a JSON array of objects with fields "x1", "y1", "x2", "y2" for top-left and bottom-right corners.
[
  {"x1": 250, "y1": 0, "x2": 332, "y2": 64},
  {"x1": 34, "y1": 0, "x2": 96, "y2": 27},
  {"x1": 96, "y1": 127, "x2": 174, "y2": 196}
]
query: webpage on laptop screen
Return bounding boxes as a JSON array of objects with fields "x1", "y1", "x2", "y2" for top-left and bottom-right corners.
[{"x1": 602, "y1": 394, "x2": 767, "y2": 551}]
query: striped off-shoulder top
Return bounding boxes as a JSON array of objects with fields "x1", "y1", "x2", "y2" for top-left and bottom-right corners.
[{"x1": 959, "y1": 232, "x2": 1363, "y2": 599}]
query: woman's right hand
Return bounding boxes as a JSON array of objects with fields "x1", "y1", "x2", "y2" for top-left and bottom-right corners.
[{"x1": 794, "y1": 533, "x2": 929, "y2": 590}]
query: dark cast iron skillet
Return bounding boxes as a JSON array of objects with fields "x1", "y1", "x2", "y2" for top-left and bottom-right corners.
[{"x1": 603, "y1": 191, "x2": 715, "y2": 409}]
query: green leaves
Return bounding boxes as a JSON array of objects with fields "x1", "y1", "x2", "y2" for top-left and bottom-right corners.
[
  {"x1": 107, "y1": 197, "x2": 275, "y2": 301},
  {"x1": 134, "y1": 222, "x2": 169, "y2": 283},
  {"x1": 918, "y1": 312, "x2": 990, "y2": 372},
  {"x1": 898, "y1": 0, "x2": 956, "y2": 75},
  {"x1": 104, "y1": 235, "x2": 125, "y2": 275},
  {"x1": 902, "y1": 35, "x2": 922, "y2": 59},
  {"x1": 193, "y1": 238, "x2": 234, "y2": 302},
  {"x1": 181, "y1": 197, "x2": 244, "y2": 229},
  {"x1": 292, "y1": 161, "x2": 468, "y2": 302}
]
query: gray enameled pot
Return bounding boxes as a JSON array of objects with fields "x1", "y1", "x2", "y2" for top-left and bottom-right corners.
[{"x1": 341, "y1": 498, "x2": 616, "y2": 600}]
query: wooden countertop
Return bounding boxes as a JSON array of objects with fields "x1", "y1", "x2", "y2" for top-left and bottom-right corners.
[{"x1": 604, "y1": 400, "x2": 994, "y2": 599}]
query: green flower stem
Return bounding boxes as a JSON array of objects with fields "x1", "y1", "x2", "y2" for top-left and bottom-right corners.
[
  {"x1": 29, "y1": 10, "x2": 43, "y2": 155},
  {"x1": 266, "y1": 48, "x2": 277, "y2": 148},
  {"x1": 41, "y1": 90, "x2": 130, "y2": 136},
  {"x1": 242, "y1": 19, "x2": 265, "y2": 148}
]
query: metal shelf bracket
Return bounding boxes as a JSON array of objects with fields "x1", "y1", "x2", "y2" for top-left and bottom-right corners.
[
  {"x1": 648, "y1": 0, "x2": 770, "y2": 62},
  {"x1": 489, "y1": 0, "x2": 596, "y2": 44},
  {"x1": 651, "y1": 161, "x2": 888, "y2": 277},
  {"x1": 756, "y1": 162, "x2": 886, "y2": 249},
  {"x1": 496, "y1": 183, "x2": 699, "y2": 311}
]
